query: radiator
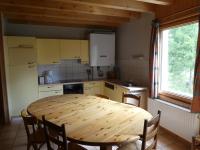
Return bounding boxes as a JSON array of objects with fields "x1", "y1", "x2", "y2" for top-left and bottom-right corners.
[{"x1": 148, "y1": 98, "x2": 199, "y2": 142}]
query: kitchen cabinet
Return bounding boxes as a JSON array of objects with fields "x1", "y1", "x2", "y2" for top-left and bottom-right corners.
[
  {"x1": 104, "y1": 82, "x2": 129, "y2": 102},
  {"x1": 113, "y1": 85, "x2": 129, "y2": 103},
  {"x1": 80, "y1": 40, "x2": 89, "y2": 64},
  {"x1": 6, "y1": 36, "x2": 38, "y2": 116},
  {"x1": 104, "y1": 83, "x2": 115, "y2": 100},
  {"x1": 9, "y1": 64, "x2": 38, "y2": 116},
  {"x1": 37, "y1": 39, "x2": 60, "y2": 64},
  {"x1": 39, "y1": 84, "x2": 63, "y2": 99},
  {"x1": 60, "y1": 40, "x2": 81, "y2": 60},
  {"x1": 84, "y1": 81, "x2": 104, "y2": 95},
  {"x1": 6, "y1": 36, "x2": 36, "y2": 66},
  {"x1": 7, "y1": 36, "x2": 36, "y2": 48}
]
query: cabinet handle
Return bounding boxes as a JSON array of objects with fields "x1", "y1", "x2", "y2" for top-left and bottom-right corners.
[
  {"x1": 52, "y1": 61, "x2": 58, "y2": 64},
  {"x1": 100, "y1": 55, "x2": 107, "y2": 58},
  {"x1": 27, "y1": 62, "x2": 35, "y2": 65}
]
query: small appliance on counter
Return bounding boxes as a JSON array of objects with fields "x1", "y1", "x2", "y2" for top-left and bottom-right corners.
[
  {"x1": 38, "y1": 75, "x2": 45, "y2": 85},
  {"x1": 43, "y1": 70, "x2": 54, "y2": 84}
]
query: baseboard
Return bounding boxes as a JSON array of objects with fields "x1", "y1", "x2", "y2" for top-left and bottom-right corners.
[{"x1": 160, "y1": 126, "x2": 191, "y2": 146}]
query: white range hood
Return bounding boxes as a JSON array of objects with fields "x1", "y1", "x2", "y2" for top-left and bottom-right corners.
[{"x1": 90, "y1": 33, "x2": 115, "y2": 66}]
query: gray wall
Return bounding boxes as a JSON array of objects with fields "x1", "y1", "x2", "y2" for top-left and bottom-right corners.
[
  {"x1": 116, "y1": 13, "x2": 154, "y2": 86},
  {"x1": 4, "y1": 22, "x2": 113, "y2": 39}
]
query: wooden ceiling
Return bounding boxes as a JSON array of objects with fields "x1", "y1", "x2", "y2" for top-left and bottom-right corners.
[{"x1": 0, "y1": 0, "x2": 172, "y2": 28}]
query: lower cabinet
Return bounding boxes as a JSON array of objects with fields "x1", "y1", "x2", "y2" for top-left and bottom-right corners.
[
  {"x1": 113, "y1": 85, "x2": 129, "y2": 103},
  {"x1": 84, "y1": 81, "x2": 104, "y2": 95},
  {"x1": 104, "y1": 82, "x2": 129, "y2": 102},
  {"x1": 39, "y1": 84, "x2": 63, "y2": 99}
]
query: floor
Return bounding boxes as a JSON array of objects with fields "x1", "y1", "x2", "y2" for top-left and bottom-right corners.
[{"x1": 0, "y1": 117, "x2": 191, "y2": 150}]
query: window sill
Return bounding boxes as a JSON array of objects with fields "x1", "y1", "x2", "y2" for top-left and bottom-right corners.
[{"x1": 154, "y1": 98, "x2": 191, "y2": 112}]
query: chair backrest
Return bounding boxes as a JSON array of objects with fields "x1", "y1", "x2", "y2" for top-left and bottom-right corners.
[
  {"x1": 21, "y1": 109, "x2": 38, "y2": 139},
  {"x1": 141, "y1": 110, "x2": 161, "y2": 150},
  {"x1": 122, "y1": 93, "x2": 141, "y2": 107},
  {"x1": 42, "y1": 116, "x2": 67, "y2": 150},
  {"x1": 95, "y1": 94, "x2": 110, "y2": 99}
]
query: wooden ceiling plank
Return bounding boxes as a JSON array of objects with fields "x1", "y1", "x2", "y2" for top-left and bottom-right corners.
[
  {"x1": 135, "y1": 0, "x2": 172, "y2": 5},
  {"x1": 0, "y1": 5, "x2": 134, "y2": 24},
  {"x1": 0, "y1": 0, "x2": 139, "y2": 18},
  {"x1": 5, "y1": 13, "x2": 121, "y2": 27},
  {"x1": 54, "y1": 0, "x2": 155, "y2": 12}
]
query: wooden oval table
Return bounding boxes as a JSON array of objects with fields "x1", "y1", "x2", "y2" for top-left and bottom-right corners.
[{"x1": 27, "y1": 94, "x2": 152, "y2": 150}]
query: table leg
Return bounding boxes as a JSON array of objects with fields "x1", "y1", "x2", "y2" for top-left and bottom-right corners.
[{"x1": 100, "y1": 145, "x2": 112, "y2": 150}]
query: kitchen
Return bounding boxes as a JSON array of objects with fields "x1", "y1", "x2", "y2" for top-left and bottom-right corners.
[
  {"x1": 4, "y1": 32, "x2": 147, "y2": 117},
  {"x1": 0, "y1": 1, "x2": 200, "y2": 150}
]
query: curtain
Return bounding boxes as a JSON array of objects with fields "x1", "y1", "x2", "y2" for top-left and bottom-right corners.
[
  {"x1": 191, "y1": 17, "x2": 200, "y2": 112},
  {"x1": 149, "y1": 19, "x2": 160, "y2": 99}
]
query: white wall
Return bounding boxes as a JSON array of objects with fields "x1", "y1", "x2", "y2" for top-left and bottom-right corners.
[
  {"x1": 117, "y1": 13, "x2": 154, "y2": 86},
  {"x1": 5, "y1": 22, "x2": 113, "y2": 39}
]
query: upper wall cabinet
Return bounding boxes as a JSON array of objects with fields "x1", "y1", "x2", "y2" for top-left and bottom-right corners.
[
  {"x1": 60, "y1": 40, "x2": 81, "y2": 60},
  {"x1": 37, "y1": 39, "x2": 60, "y2": 65},
  {"x1": 7, "y1": 36, "x2": 36, "y2": 49},
  {"x1": 6, "y1": 36, "x2": 37, "y2": 66},
  {"x1": 80, "y1": 40, "x2": 89, "y2": 64}
]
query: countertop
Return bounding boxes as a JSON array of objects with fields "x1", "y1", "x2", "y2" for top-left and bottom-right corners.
[{"x1": 39, "y1": 79, "x2": 147, "y2": 92}]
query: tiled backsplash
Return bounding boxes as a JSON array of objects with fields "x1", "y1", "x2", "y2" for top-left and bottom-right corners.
[{"x1": 38, "y1": 60, "x2": 113, "y2": 82}]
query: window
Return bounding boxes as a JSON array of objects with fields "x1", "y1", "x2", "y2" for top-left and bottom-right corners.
[{"x1": 160, "y1": 22, "x2": 198, "y2": 102}]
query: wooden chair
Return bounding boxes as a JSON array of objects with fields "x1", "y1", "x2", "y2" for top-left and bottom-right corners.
[
  {"x1": 118, "y1": 110, "x2": 161, "y2": 150},
  {"x1": 192, "y1": 135, "x2": 200, "y2": 150},
  {"x1": 21, "y1": 109, "x2": 46, "y2": 150},
  {"x1": 42, "y1": 116, "x2": 87, "y2": 150},
  {"x1": 95, "y1": 94, "x2": 110, "y2": 99},
  {"x1": 122, "y1": 93, "x2": 141, "y2": 107}
]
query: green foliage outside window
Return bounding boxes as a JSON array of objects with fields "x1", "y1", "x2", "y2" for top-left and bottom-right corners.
[{"x1": 167, "y1": 23, "x2": 198, "y2": 96}]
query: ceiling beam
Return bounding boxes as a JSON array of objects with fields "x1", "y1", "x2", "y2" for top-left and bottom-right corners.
[
  {"x1": 135, "y1": 0, "x2": 172, "y2": 5},
  {"x1": 4, "y1": 13, "x2": 121, "y2": 28},
  {"x1": 0, "y1": 0, "x2": 139, "y2": 18},
  {"x1": 0, "y1": 5, "x2": 134, "y2": 24},
  {"x1": 54, "y1": 0, "x2": 155, "y2": 13}
]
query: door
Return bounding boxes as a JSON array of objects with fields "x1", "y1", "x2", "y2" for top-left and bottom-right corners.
[
  {"x1": 9, "y1": 64, "x2": 38, "y2": 116},
  {"x1": 80, "y1": 40, "x2": 89, "y2": 64},
  {"x1": 37, "y1": 39, "x2": 60, "y2": 64},
  {"x1": 60, "y1": 40, "x2": 81, "y2": 59}
]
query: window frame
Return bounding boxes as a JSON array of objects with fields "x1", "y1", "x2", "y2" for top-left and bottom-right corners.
[{"x1": 158, "y1": 21, "x2": 198, "y2": 107}]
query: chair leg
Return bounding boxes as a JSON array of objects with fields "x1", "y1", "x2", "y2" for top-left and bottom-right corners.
[
  {"x1": 32, "y1": 144, "x2": 38, "y2": 150},
  {"x1": 27, "y1": 143, "x2": 31, "y2": 150}
]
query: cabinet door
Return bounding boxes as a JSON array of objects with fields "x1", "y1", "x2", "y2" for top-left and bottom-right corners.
[
  {"x1": 39, "y1": 90, "x2": 63, "y2": 99},
  {"x1": 80, "y1": 40, "x2": 89, "y2": 64},
  {"x1": 6, "y1": 36, "x2": 36, "y2": 48},
  {"x1": 37, "y1": 39, "x2": 60, "y2": 64},
  {"x1": 8, "y1": 47, "x2": 36, "y2": 66},
  {"x1": 6, "y1": 36, "x2": 37, "y2": 66},
  {"x1": 60, "y1": 40, "x2": 81, "y2": 59},
  {"x1": 104, "y1": 86, "x2": 115, "y2": 100},
  {"x1": 114, "y1": 85, "x2": 129, "y2": 103},
  {"x1": 9, "y1": 64, "x2": 38, "y2": 116}
]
